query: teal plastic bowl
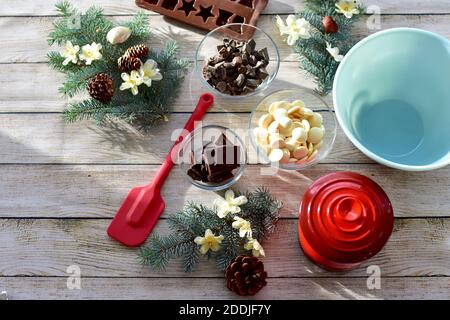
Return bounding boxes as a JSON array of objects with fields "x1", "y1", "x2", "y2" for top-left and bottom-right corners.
[{"x1": 333, "y1": 28, "x2": 450, "y2": 171}]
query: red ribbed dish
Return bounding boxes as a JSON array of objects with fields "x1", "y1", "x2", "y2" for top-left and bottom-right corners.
[{"x1": 298, "y1": 172, "x2": 394, "y2": 271}]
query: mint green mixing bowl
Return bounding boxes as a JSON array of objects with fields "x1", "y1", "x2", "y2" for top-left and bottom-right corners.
[{"x1": 333, "y1": 28, "x2": 450, "y2": 171}]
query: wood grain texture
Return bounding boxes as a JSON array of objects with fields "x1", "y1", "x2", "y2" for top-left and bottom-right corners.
[
  {"x1": 1, "y1": 15, "x2": 450, "y2": 64},
  {"x1": 1, "y1": 0, "x2": 450, "y2": 16},
  {"x1": 0, "y1": 218, "x2": 449, "y2": 278},
  {"x1": 0, "y1": 164, "x2": 449, "y2": 218},
  {"x1": 1, "y1": 276, "x2": 449, "y2": 300},
  {"x1": 0, "y1": 113, "x2": 367, "y2": 164}
]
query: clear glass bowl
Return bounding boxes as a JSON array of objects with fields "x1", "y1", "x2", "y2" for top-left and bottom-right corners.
[
  {"x1": 195, "y1": 23, "x2": 280, "y2": 99},
  {"x1": 249, "y1": 88, "x2": 337, "y2": 170},
  {"x1": 178, "y1": 125, "x2": 247, "y2": 191}
]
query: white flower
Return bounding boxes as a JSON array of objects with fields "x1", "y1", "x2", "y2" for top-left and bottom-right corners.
[
  {"x1": 79, "y1": 42, "x2": 103, "y2": 65},
  {"x1": 335, "y1": 0, "x2": 360, "y2": 19},
  {"x1": 232, "y1": 216, "x2": 252, "y2": 238},
  {"x1": 214, "y1": 190, "x2": 248, "y2": 219},
  {"x1": 120, "y1": 70, "x2": 143, "y2": 95},
  {"x1": 139, "y1": 59, "x2": 163, "y2": 87},
  {"x1": 276, "y1": 15, "x2": 312, "y2": 46},
  {"x1": 60, "y1": 41, "x2": 80, "y2": 66},
  {"x1": 194, "y1": 229, "x2": 224, "y2": 254},
  {"x1": 326, "y1": 42, "x2": 344, "y2": 62},
  {"x1": 244, "y1": 238, "x2": 265, "y2": 257}
]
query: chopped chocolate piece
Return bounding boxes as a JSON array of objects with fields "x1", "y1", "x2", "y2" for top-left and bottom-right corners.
[
  {"x1": 202, "y1": 38, "x2": 270, "y2": 96},
  {"x1": 216, "y1": 81, "x2": 227, "y2": 92},
  {"x1": 235, "y1": 74, "x2": 246, "y2": 87},
  {"x1": 246, "y1": 78, "x2": 260, "y2": 88},
  {"x1": 207, "y1": 170, "x2": 234, "y2": 183}
]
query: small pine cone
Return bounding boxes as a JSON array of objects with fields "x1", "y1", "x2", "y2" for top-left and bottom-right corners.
[
  {"x1": 118, "y1": 55, "x2": 142, "y2": 72},
  {"x1": 87, "y1": 73, "x2": 114, "y2": 103},
  {"x1": 323, "y1": 16, "x2": 339, "y2": 34},
  {"x1": 125, "y1": 44, "x2": 150, "y2": 59},
  {"x1": 225, "y1": 255, "x2": 267, "y2": 296}
]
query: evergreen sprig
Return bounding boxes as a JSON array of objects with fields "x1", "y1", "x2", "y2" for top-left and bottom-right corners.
[
  {"x1": 139, "y1": 188, "x2": 283, "y2": 272},
  {"x1": 285, "y1": 0, "x2": 363, "y2": 94},
  {"x1": 48, "y1": 1, "x2": 189, "y2": 130}
]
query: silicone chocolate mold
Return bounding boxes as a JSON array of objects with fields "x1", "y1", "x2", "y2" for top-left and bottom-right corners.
[{"x1": 135, "y1": 0, "x2": 269, "y2": 38}]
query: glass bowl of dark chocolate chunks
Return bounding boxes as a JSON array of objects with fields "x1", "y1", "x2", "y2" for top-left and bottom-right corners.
[
  {"x1": 177, "y1": 125, "x2": 247, "y2": 191},
  {"x1": 196, "y1": 23, "x2": 280, "y2": 98}
]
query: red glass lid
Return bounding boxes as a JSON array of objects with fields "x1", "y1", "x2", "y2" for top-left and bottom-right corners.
[{"x1": 299, "y1": 172, "x2": 394, "y2": 265}]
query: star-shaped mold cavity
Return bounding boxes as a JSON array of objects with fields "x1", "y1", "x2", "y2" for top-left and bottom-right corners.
[
  {"x1": 178, "y1": 0, "x2": 196, "y2": 16},
  {"x1": 196, "y1": 5, "x2": 214, "y2": 23}
]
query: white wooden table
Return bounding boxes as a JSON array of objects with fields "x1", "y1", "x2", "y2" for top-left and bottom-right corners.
[{"x1": 0, "y1": 0, "x2": 449, "y2": 300}]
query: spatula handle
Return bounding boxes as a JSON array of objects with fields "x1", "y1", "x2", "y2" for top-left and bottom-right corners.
[{"x1": 151, "y1": 93, "x2": 214, "y2": 188}]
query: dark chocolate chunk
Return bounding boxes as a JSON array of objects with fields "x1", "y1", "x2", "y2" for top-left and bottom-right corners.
[{"x1": 202, "y1": 38, "x2": 270, "y2": 96}]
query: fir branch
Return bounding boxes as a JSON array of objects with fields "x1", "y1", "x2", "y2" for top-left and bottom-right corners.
[
  {"x1": 48, "y1": 2, "x2": 189, "y2": 130},
  {"x1": 281, "y1": 1, "x2": 363, "y2": 94},
  {"x1": 139, "y1": 189, "x2": 282, "y2": 273}
]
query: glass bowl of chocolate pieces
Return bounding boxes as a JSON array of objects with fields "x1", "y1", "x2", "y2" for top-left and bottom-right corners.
[
  {"x1": 196, "y1": 23, "x2": 280, "y2": 98},
  {"x1": 178, "y1": 125, "x2": 247, "y2": 191},
  {"x1": 249, "y1": 88, "x2": 337, "y2": 170}
]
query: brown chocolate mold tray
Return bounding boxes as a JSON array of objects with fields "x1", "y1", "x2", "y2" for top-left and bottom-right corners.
[{"x1": 136, "y1": 0, "x2": 268, "y2": 40}]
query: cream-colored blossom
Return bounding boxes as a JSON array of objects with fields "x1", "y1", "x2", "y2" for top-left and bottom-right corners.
[
  {"x1": 214, "y1": 190, "x2": 248, "y2": 219},
  {"x1": 60, "y1": 41, "x2": 80, "y2": 65},
  {"x1": 335, "y1": 0, "x2": 360, "y2": 19},
  {"x1": 79, "y1": 42, "x2": 103, "y2": 65},
  {"x1": 276, "y1": 15, "x2": 312, "y2": 46},
  {"x1": 244, "y1": 238, "x2": 265, "y2": 257},
  {"x1": 194, "y1": 229, "x2": 224, "y2": 254},
  {"x1": 139, "y1": 59, "x2": 163, "y2": 87},
  {"x1": 120, "y1": 70, "x2": 143, "y2": 95},
  {"x1": 326, "y1": 42, "x2": 344, "y2": 62},
  {"x1": 232, "y1": 216, "x2": 252, "y2": 238}
]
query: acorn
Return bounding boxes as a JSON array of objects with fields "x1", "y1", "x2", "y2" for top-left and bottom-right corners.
[{"x1": 322, "y1": 16, "x2": 338, "y2": 34}]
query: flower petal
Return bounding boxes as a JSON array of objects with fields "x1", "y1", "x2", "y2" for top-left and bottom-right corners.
[
  {"x1": 194, "y1": 236, "x2": 205, "y2": 245},
  {"x1": 200, "y1": 245, "x2": 209, "y2": 254},
  {"x1": 231, "y1": 195, "x2": 247, "y2": 206},
  {"x1": 224, "y1": 190, "x2": 235, "y2": 202}
]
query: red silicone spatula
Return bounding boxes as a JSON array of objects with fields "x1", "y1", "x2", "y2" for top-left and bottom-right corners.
[{"x1": 107, "y1": 93, "x2": 214, "y2": 246}]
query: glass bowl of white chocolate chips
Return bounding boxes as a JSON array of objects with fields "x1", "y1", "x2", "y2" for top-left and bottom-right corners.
[{"x1": 249, "y1": 88, "x2": 337, "y2": 170}]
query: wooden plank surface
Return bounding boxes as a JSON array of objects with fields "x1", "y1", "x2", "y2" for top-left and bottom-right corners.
[
  {"x1": 1, "y1": 218, "x2": 449, "y2": 278},
  {"x1": 1, "y1": 0, "x2": 450, "y2": 16},
  {"x1": 0, "y1": 113, "x2": 368, "y2": 164},
  {"x1": 1, "y1": 277, "x2": 449, "y2": 300},
  {"x1": 0, "y1": 164, "x2": 449, "y2": 218},
  {"x1": 1, "y1": 15, "x2": 450, "y2": 64},
  {"x1": 1, "y1": 0, "x2": 449, "y2": 300}
]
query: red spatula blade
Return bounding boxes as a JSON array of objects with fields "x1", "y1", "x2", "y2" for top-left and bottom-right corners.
[
  {"x1": 107, "y1": 184, "x2": 165, "y2": 247},
  {"x1": 107, "y1": 93, "x2": 214, "y2": 247}
]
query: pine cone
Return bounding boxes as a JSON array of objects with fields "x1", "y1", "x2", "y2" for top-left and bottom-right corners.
[
  {"x1": 86, "y1": 73, "x2": 114, "y2": 103},
  {"x1": 125, "y1": 44, "x2": 149, "y2": 59},
  {"x1": 118, "y1": 55, "x2": 142, "y2": 72},
  {"x1": 225, "y1": 255, "x2": 267, "y2": 296}
]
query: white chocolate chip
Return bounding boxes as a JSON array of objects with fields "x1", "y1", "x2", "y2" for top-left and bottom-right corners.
[
  {"x1": 307, "y1": 142, "x2": 314, "y2": 156},
  {"x1": 268, "y1": 101, "x2": 290, "y2": 114},
  {"x1": 274, "y1": 108, "x2": 288, "y2": 121},
  {"x1": 258, "y1": 113, "x2": 274, "y2": 129},
  {"x1": 292, "y1": 121, "x2": 304, "y2": 129},
  {"x1": 289, "y1": 157, "x2": 298, "y2": 163},
  {"x1": 269, "y1": 134, "x2": 286, "y2": 149},
  {"x1": 291, "y1": 127, "x2": 308, "y2": 142},
  {"x1": 287, "y1": 105, "x2": 301, "y2": 116},
  {"x1": 296, "y1": 156, "x2": 309, "y2": 164},
  {"x1": 300, "y1": 107, "x2": 314, "y2": 117},
  {"x1": 291, "y1": 100, "x2": 306, "y2": 108},
  {"x1": 309, "y1": 112, "x2": 323, "y2": 128},
  {"x1": 278, "y1": 116, "x2": 292, "y2": 129},
  {"x1": 293, "y1": 146, "x2": 309, "y2": 159},
  {"x1": 269, "y1": 148, "x2": 284, "y2": 162},
  {"x1": 301, "y1": 119, "x2": 311, "y2": 132},
  {"x1": 280, "y1": 148, "x2": 291, "y2": 163},
  {"x1": 307, "y1": 127, "x2": 324, "y2": 144},
  {"x1": 268, "y1": 120, "x2": 280, "y2": 134},
  {"x1": 284, "y1": 138, "x2": 299, "y2": 152}
]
